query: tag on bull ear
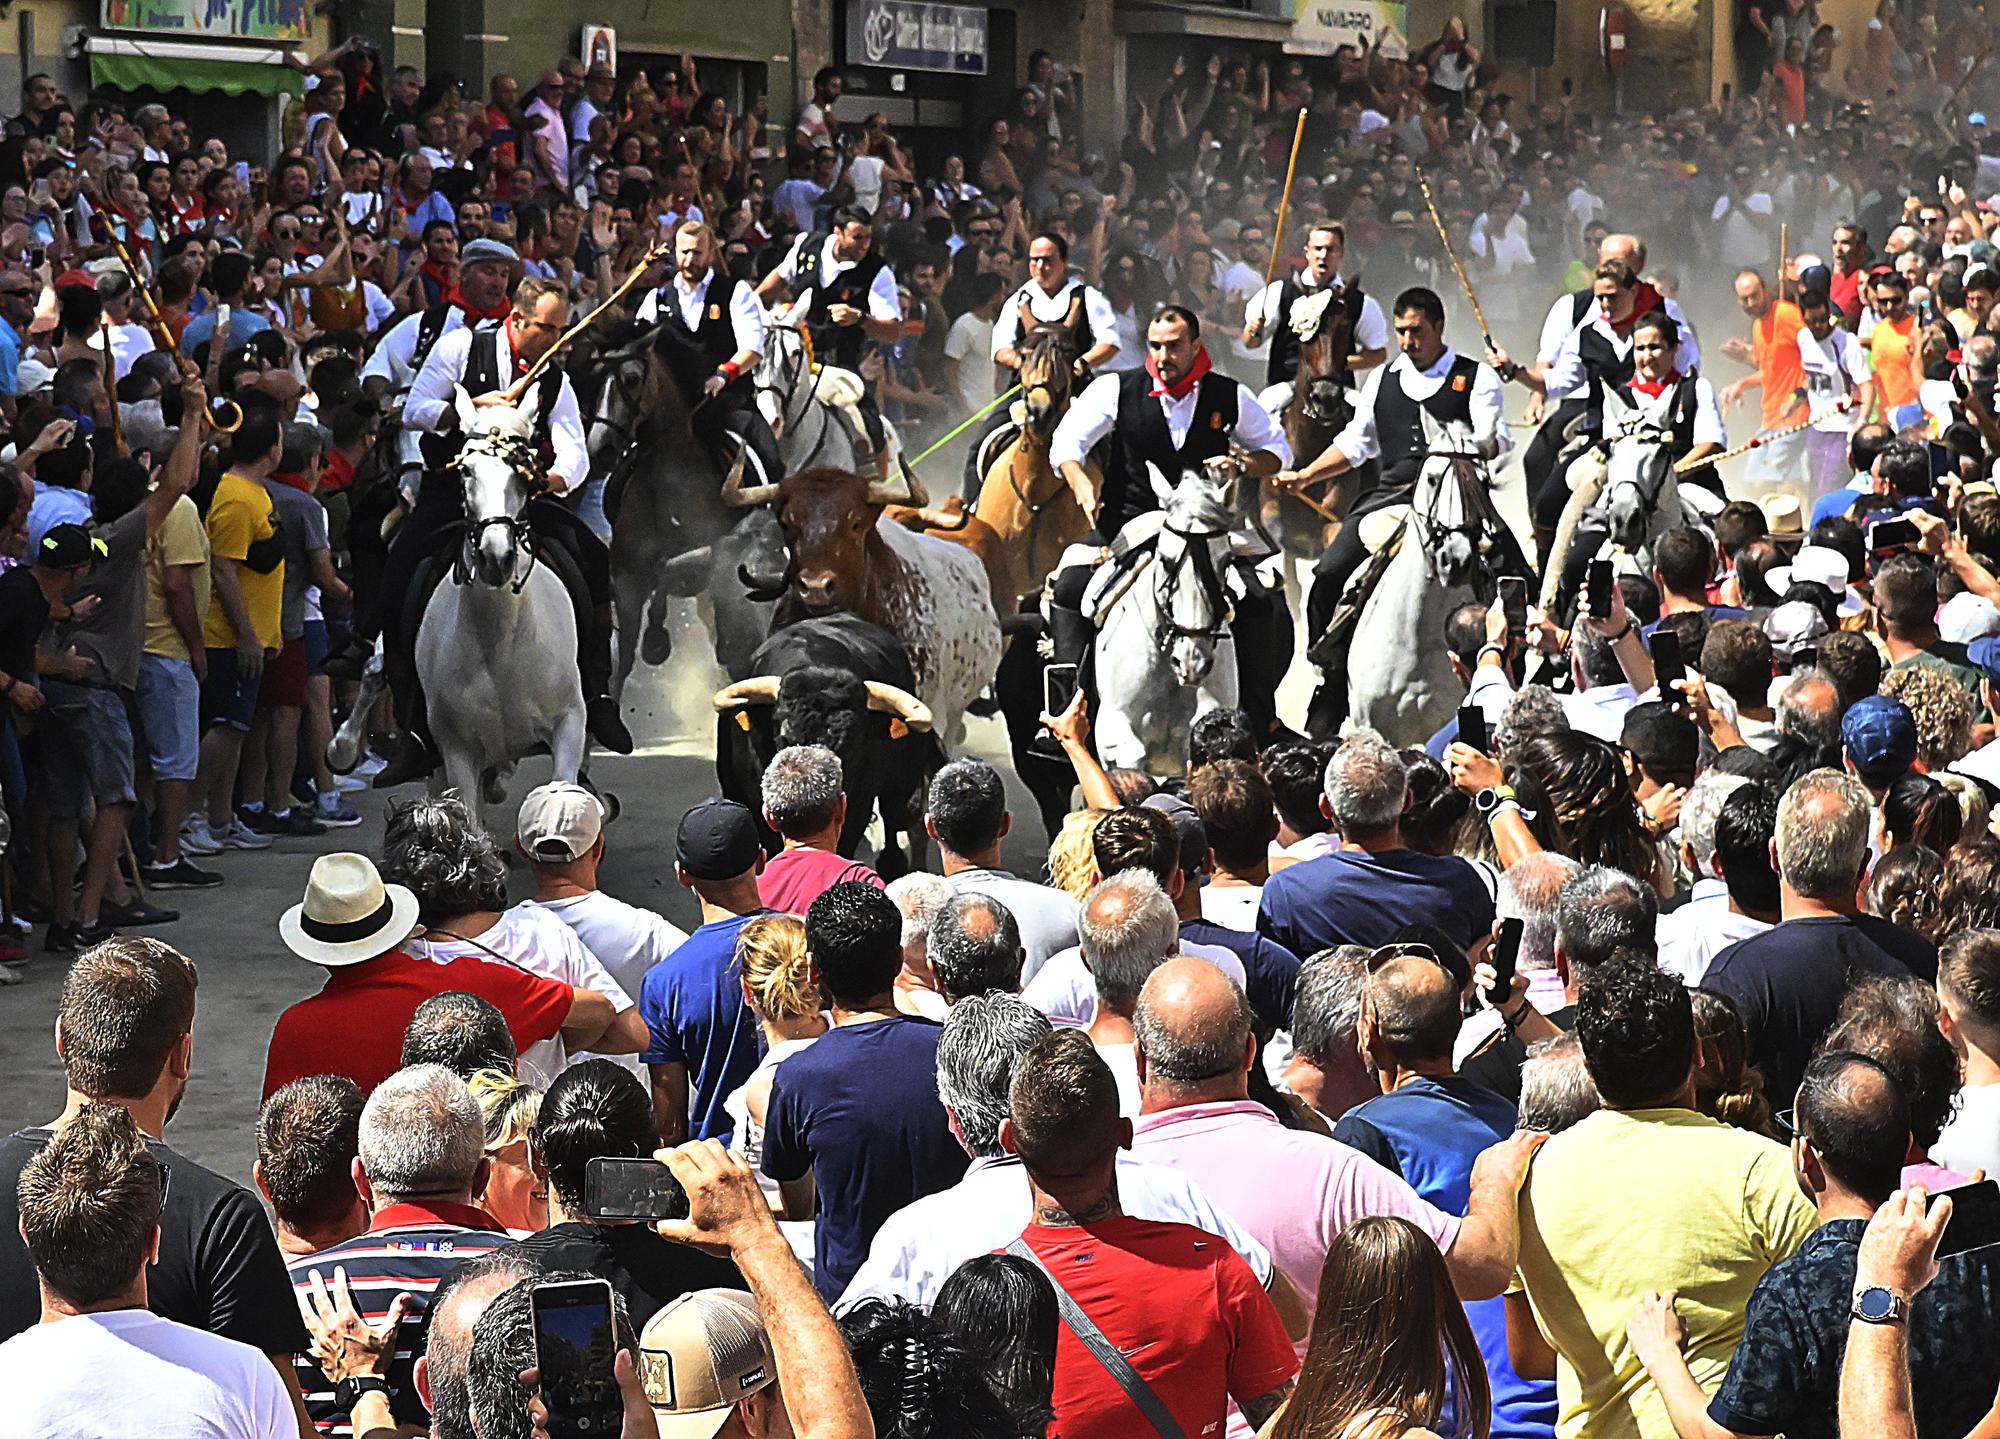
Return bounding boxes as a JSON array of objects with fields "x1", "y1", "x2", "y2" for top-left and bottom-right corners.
[
  {"x1": 889, "y1": 718, "x2": 910, "y2": 740},
  {"x1": 734, "y1": 710, "x2": 753, "y2": 731}
]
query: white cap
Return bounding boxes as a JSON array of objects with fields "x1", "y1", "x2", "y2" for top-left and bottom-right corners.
[{"x1": 515, "y1": 781, "x2": 605, "y2": 862}]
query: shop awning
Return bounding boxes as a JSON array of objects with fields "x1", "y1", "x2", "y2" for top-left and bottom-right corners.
[{"x1": 88, "y1": 37, "x2": 304, "y2": 98}]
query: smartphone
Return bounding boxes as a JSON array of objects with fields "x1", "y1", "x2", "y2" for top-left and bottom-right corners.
[
  {"x1": 582, "y1": 1156, "x2": 689, "y2": 1222},
  {"x1": 1044, "y1": 662, "x2": 1079, "y2": 718},
  {"x1": 1936, "y1": 1179, "x2": 2000, "y2": 1258},
  {"x1": 1650, "y1": 629, "x2": 1685, "y2": 695},
  {"x1": 1499, "y1": 576, "x2": 1529, "y2": 635},
  {"x1": 1586, "y1": 559, "x2": 1614, "y2": 619},
  {"x1": 1869, "y1": 516, "x2": 1922, "y2": 553},
  {"x1": 1458, "y1": 703, "x2": 1489, "y2": 755},
  {"x1": 531, "y1": 1278, "x2": 621, "y2": 1439},
  {"x1": 1486, "y1": 917, "x2": 1523, "y2": 1008}
]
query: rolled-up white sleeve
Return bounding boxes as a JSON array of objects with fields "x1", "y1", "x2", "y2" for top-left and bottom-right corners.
[
  {"x1": 1542, "y1": 331, "x2": 1588, "y2": 403},
  {"x1": 635, "y1": 288, "x2": 661, "y2": 325},
  {"x1": 547, "y1": 375, "x2": 589, "y2": 490},
  {"x1": 865, "y1": 263, "x2": 902, "y2": 323},
  {"x1": 1327, "y1": 364, "x2": 1387, "y2": 464},
  {"x1": 1354, "y1": 294, "x2": 1390, "y2": 352},
  {"x1": 729, "y1": 281, "x2": 766, "y2": 357},
  {"x1": 404, "y1": 325, "x2": 474, "y2": 433},
  {"x1": 1050, "y1": 373, "x2": 1120, "y2": 469},
  {"x1": 364, "y1": 312, "x2": 417, "y2": 386},
  {"x1": 1232, "y1": 381, "x2": 1292, "y2": 466},
  {"x1": 1665, "y1": 299, "x2": 1702, "y2": 372},
  {"x1": 1536, "y1": 294, "x2": 1578, "y2": 366},
  {"x1": 1471, "y1": 362, "x2": 1512, "y2": 458},
  {"x1": 990, "y1": 288, "x2": 1027, "y2": 359},
  {"x1": 1691, "y1": 378, "x2": 1728, "y2": 449},
  {"x1": 1081, "y1": 283, "x2": 1120, "y2": 354}
]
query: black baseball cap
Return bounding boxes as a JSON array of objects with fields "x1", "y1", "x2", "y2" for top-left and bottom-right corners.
[
  {"x1": 676, "y1": 799, "x2": 762, "y2": 881},
  {"x1": 1142, "y1": 792, "x2": 1208, "y2": 878},
  {"x1": 38, "y1": 523, "x2": 106, "y2": 570}
]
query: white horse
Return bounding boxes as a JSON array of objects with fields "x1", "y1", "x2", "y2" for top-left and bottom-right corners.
[
  {"x1": 755, "y1": 301, "x2": 892, "y2": 475},
  {"x1": 1086, "y1": 462, "x2": 1273, "y2": 777},
  {"x1": 1541, "y1": 381, "x2": 1716, "y2": 613},
  {"x1": 1347, "y1": 419, "x2": 1491, "y2": 746}
]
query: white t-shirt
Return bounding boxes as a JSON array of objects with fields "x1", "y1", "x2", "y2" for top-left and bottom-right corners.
[
  {"x1": 944, "y1": 311, "x2": 997, "y2": 416},
  {"x1": 408, "y1": 907, "x2": 636, "y2": 1085},
  {"x1": 0, "y1": 1309, "x2": 295, "y2": 1439},
  {"x1": 1199, "y1": 884, "x2": 1264, "y2": 931},
  {"x1": 1798, "y1": 326, "x2": 1872, "y2": 432},
  {"x1": 519, "y1": 891, "x2": 688, "y2": 1014},
  {"x1": 847, "y1": 154, "x2": 887, "y2": 214},
  {"x1": 1934, "y1": 1083, "x2": 2000, "y2": 1179},
  {"x1": 1022, "y1": 940, "x2": 1248, "y2": 1028}
]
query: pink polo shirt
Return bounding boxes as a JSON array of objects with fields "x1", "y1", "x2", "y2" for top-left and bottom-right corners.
[
  {"x1": 756, "y1": 844, "x2": 885, "y2": 916},
  {"x1": 1129, "y1": 1099, "x2": 1462, "y2": 1341}
]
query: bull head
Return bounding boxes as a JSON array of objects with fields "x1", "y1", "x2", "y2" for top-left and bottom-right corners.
[{"x1": 712, "y1": 675, "x2": 783, "y2": 710}]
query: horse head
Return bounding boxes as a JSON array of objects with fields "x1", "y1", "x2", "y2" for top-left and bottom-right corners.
[
  {"x1": 1603, "y1": 415, "x2": 1674, "y2": 554},
  {"x1": 1147, "y1": 461, "x2": 1246, "y2": 687},
  {"x1": 1019, "y1": 324, "x2": 1077, "y2": 431},
  {"x1": 756, "y1": 299, "x2": 813, "y2": 439},
  {"x1": 1294, "y1": 328, "x2": 1351, "y2": 428},
  {"x1": 451, "y1": 385, "x2": 538, "y2": 589},
  {"x1": 1412, "y1": 450, "x2": 1483, "y2": 592}
]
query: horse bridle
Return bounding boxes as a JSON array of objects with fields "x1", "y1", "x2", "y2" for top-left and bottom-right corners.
[
  {"x1": 452, "y1": 429, "x2": 544, "y2": 593},
  {"x1": 1151, "y1": 516, "x2": 1236, "y2": 648},
  {"x1": 1603, "y1": 409, "x2": 1676, "y2": 517},
  {"x1": 757, "y1": 324, "x2": 842, "y2": 468},
  {"x1": 1409, "y1": 450, "x2": 1487, "y2": 580}
]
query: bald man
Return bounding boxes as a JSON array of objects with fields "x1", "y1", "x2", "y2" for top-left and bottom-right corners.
[
  {"x1": 1128, "y1": 958, "x2": 1540, "y2": 1345},
  {"x1": 1335, "y1": 954, "x2": 1555, "y2": 1433}
]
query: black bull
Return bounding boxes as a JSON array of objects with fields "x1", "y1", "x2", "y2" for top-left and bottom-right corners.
[{"x1": 712, "y1": 613, "x2": 945, "y2": 878}]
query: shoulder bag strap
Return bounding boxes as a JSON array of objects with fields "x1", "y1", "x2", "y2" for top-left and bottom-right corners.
[{"x1": 1004, "y1": 1238, "x2": 1191, "y2": 1439}]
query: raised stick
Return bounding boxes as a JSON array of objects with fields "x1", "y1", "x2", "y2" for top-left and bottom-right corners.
[
  {"x1": 1416, "y1": 166, "x2": 1495, "y2": 352},
  {"x1": 500, "y1": 243, "x2": 670, "y2": 405},
  {"x1": 1264, "y1": 109, "x2": 1310, "y2": 289}
]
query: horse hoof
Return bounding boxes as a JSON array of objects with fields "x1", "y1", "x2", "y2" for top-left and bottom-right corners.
[
  {"x1": 640, "y1": 626, "x2": 673, "y2": 666},
  {"x1": 326, "y1": 738, "x2": 358, "y2": 775}
]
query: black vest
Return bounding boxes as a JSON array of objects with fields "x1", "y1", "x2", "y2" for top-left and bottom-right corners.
[
  {"x1": 1610, "y1": 376, "x2": 1700, "y2": 459},
  {"x1": 1266, "y1": 277, "x2": 1367, "y2": 388},
  {"x1": 1101, "y1": 368, "x2": 1239, "y2": 536},
  {"x1": 1578, "y1": 300, "x2": 1669, "y2": 432},
  {"x1": 1374, "y1": 354, "x2": 1479, "y2": 489},
  {"x1": 795, "y1": 233, "x2": 890, "y2": 370},
  {"x1": 421, "y1": 327, "x2": 562, "y2": 470},
  {"x1": 655, "y1": 273, "x2": 748, "y2": 398}
]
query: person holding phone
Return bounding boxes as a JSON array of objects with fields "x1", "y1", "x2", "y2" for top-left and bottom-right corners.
[{"x1": 1628, "y1": 1051, "x2": 2000, "y2": 1439}]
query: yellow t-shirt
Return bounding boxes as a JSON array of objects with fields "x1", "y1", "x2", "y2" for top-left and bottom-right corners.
[
  {"x1": 202, "y1": 471, "x2": 284, "y2": 652},
  {"x1": 144, "y1": 494, "x2": 211, "y2": 661},
  {"x1": 1512, "y1": 1107, "x2": 1820, "y2": 1439}
]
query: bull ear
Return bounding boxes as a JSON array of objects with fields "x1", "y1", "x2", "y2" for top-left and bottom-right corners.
[
  {"x1": 453, "y1": 383, "x2": 481, "y2": 434},
  {"x1": 712, "y1": 675, "x2": 783, "y2": 710},
  {"x1": 721, "y1": 449, "x2": 781, "y2": 509},
  {"x1": 1146, "y1": 461, "x2": 1176, "y2": 506},
  {"x1": 863, "y1": 681, "x2": 933, "y2": 732}
]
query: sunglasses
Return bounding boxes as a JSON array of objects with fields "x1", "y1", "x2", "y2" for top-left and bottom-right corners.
[{"x1": 1365, "y1": 941, "x2": 1449, "y2": 973}]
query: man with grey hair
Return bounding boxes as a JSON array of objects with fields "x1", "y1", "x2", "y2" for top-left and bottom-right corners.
[
  {"x1": 1463, "y1": 864, "x2": 1656, "y2": 1104},
  {"x1": 1706, "y1": 768, "x2": 1935, "y2": 1099},
  {"x1": 841, "y1": 991, "x2": 1274, "y2": 1311},
  {"x1": 1131, "y1": 958, "x2": 1541, "y2": 1344},
  {"x1": 1776, "y1": 671, "x2": 1842, "y2": 750},
  {"x1": 757, "y1": 744, "x2": 884, "y2": 914},
  {"x1": 287, "y1": 1063, "x2": 511, "y2": 1435},
  {"x1": 1454, "y1": 853, "x2": 1580, "y2": 1072},
  {"x1": 1657, "y1": 770, "x2": 1769, "y2": 984},
  {"x1": 1079, "y1": 870, "x2": 1181, "y2": 1114},
  {"x1": 1259, "y1": 730, "x2": 1496, "y2": 956},
  {"x1": 1516, "y1": 1034, "x2": 1599, "y2": 1133},
  {"x1": 928, "y1": 891, "x2": 1026, "y2": 1003},
  {"x1": 1280, "y1": 946, "x2": 1376, "y2": 1119},
  {"x1": 885, "y1": 871, "x2": 953, "y2": 1017}
]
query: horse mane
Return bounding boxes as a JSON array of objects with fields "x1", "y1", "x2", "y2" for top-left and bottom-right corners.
[{"x1": 1021, "y1": 323, "x2": 1075, "y2": 364}]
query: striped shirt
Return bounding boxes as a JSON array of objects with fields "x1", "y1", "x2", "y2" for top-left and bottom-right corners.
[{"x1": 288, "y1": 1200, "x2": 511, "y2": 1436}]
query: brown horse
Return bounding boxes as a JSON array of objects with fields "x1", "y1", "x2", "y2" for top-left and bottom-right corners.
[
  {"x1": 1270, "y1": 300, "x2": 1362, "y2": 565},
  {"x1": 969, "y1": 319, "x2": 1095, "y2": 610}
]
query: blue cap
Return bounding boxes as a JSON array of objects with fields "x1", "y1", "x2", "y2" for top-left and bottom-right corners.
[
  {"x1": 1841, "y1": 695, "x2": 1917, "y2": 782},
  {"x1": 1969, "y1": 635, "x2": 2000, "y2": 684},
  {"x1": 1973, "y1": 112, "x2": 1989, "y2": 126}
]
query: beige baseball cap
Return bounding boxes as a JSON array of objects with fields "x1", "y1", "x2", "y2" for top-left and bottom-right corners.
[
  {"x1": 515, "y1": 782, "x2": 605, "y2": 862},
  {"x1": 640, "y1": 1290, "x2": 776, "y2": 1438}
]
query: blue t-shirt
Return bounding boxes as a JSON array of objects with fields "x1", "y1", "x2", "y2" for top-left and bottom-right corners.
[
  {"x1": 1334, "y1": 1076, "x2": 1556, "y2": 1439},
  {"x1": 638, "y1": 912, "x2": 765, "y2": 1143},
  {"x1": 1258, "y1": 847, "x2": 1495, "y2": 956},
  {"x1": 0, "y1": 315, "x2": 19, "y2": 398},
  {"x1": 1812, "y1": 483, "x2": 1866, "y2": 527},
  {"x1": 179, "y1": 305, "x2": 272, "y2": 358},
  {"x1": 1179, "y1": 917, "x2": 1301, "y2": 1031},
  {"x1": 761, "y1": 1015, "x2": 970, "y2": 1300}
]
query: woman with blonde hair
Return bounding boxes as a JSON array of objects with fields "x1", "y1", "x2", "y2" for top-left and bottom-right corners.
[
  {"x1": 1047, "y1": 809, "x2": 1112, "y2": 902},
  {"x1": 1267, "y1": 1215, "x2": 1490, "y2": 1439},
  {"x1": 724, "y1": 914, "x2": 827, "y2": 1243},
  {"x1": 467, "y1": 1068, "x2": 546, "y2": 1234}
]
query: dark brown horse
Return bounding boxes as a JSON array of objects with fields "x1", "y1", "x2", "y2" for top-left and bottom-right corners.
[{"x1": 970, "y1": 315, "x2": 1094, "y2": 610}]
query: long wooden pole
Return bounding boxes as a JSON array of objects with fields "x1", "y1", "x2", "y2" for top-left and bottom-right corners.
[
  {"x1": 1263, "y1": 109, "x2": 1310, "y2": 289},
  {"x1": 1415, "y1": 166, "x2": 1495, "y2": 352},
  {"x1": 1675, "y1": 396, "x2": 1854, "y2": 475},
  {"x1": 500, "y1": 242, "x2": 670, "y2": 405},
  {"x1": 100, "y1": 320, "x2": 123, "y2": 457}
]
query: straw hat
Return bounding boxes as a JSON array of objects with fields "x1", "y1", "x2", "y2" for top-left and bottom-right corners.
[
  {"x1": 1758, "y1": 493, "x2": 1805, "y2": 548},
  {"x1": 278, "y1": 852, "x2": 419, "y2": 967}
]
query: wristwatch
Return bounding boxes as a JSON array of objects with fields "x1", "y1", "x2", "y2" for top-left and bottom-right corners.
[
  {"x1": 1849, "y1": 1286, "x2": 1909, "y2": 1325},
  {"x1": 1474, "y1": 783, "x2": 1519, "y2": 816},
  {"x1": 333, "y1": 1376, "x2": 392, "y2": 1412}
]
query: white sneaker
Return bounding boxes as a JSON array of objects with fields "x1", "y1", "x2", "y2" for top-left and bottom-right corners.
[
  {"x1": 222, "y1": 817, "x2": 274, "y2": 850},
  {"x1": 0, "y1": 963, "x2": 22, "y2": 987},
  {"x1": 353, "y1": 753, "x2": 387, "y2": 778},
  {"x1": 179, "y1": 816, "x2": 225, "y2": 856},
  {"x1": 333, "y1": 772, "x2": 367, "y2": 793}
]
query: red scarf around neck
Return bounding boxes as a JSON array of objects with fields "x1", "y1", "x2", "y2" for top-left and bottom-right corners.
[
  {"x1": 1629, "y1": 369, "x2": 1680, "y2": 399},
  {"x1": 453, "y1": 289, "x2": 511, "y2": 322},
  {"x1": 1609, "y1": 281, "x2": 1663, "y2": 337},
  {"x1": 1149, "y1": 344, "x2": 1214, "y2": 399}
]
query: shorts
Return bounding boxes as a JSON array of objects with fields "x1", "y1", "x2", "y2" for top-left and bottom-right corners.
[
  {"x1": 303, "y1": 618, "x2": 330, "y2": 671},
  {"x1": 135, "y1": 653, "x2": 200, "y2": 782},
  {"x1": 258, "y1": 636, "x2": 309, "y2": 710},
  {"x1": 202, "y1": 646, "x2": 261, "y2": 732},
  {"x1": 38, "y1": 680, "x2": 137, "y2": 820}
]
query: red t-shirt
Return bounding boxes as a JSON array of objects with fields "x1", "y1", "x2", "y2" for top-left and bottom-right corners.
[
  {"x1": 1017, "y1": 1217, "x2": 1299, "y2": 1439},
  {"x1": 755, "y1": 844, "x2": 885, "y2": 916},
  {"x1": 262, "y1": 949, "x2": 572, "y2": 1099}
]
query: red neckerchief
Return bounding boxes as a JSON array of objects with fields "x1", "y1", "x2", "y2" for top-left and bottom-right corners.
[
  {"x1": 420, "y1": 258, "x2": 455, "y2": 299},
  {"x1": 1149, "y1": 344, "x2": 1214, "y2": 399},
  {"x1": 502, "y1": 318, "x2": 532, "y2": 375},
  {"x1": 1630, "y1": 369, "x2": 1680, "y2": 399},
  {"x1": 1608, "y1": 281, "x2": 1663, "y2": 337},
  {"x1": 322, "y1": 450, "x2": 356, "y2": 493},
  {"x1": 269, "y1": 469, "x2": 315, "y2": 495},
  {"x1": 453, "y1": 290, "x2": 511, "y2": 322}
]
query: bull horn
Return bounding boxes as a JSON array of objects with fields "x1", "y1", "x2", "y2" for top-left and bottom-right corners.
[
  {"x1": 864, "y1": 458, "x2": 920, "y2": 508},
  {"x1": 864, "y1": 681, "x2": 933, "y2": 731},
  {"x1": 712, "y1": 675, "x2": 783, "y2": 711},
  {"x1": 721, "y1": 450, "x2": 781, "y2": 509}
]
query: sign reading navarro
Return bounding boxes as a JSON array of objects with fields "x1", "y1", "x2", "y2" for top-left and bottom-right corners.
[{"x1": 845, "y1": 0, "x2": 988, "y2": 74}]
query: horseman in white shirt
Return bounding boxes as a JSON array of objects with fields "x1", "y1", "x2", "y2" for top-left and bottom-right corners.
[{"x1": 636, "y1": 221, "x2": 782, "y2": 485}]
